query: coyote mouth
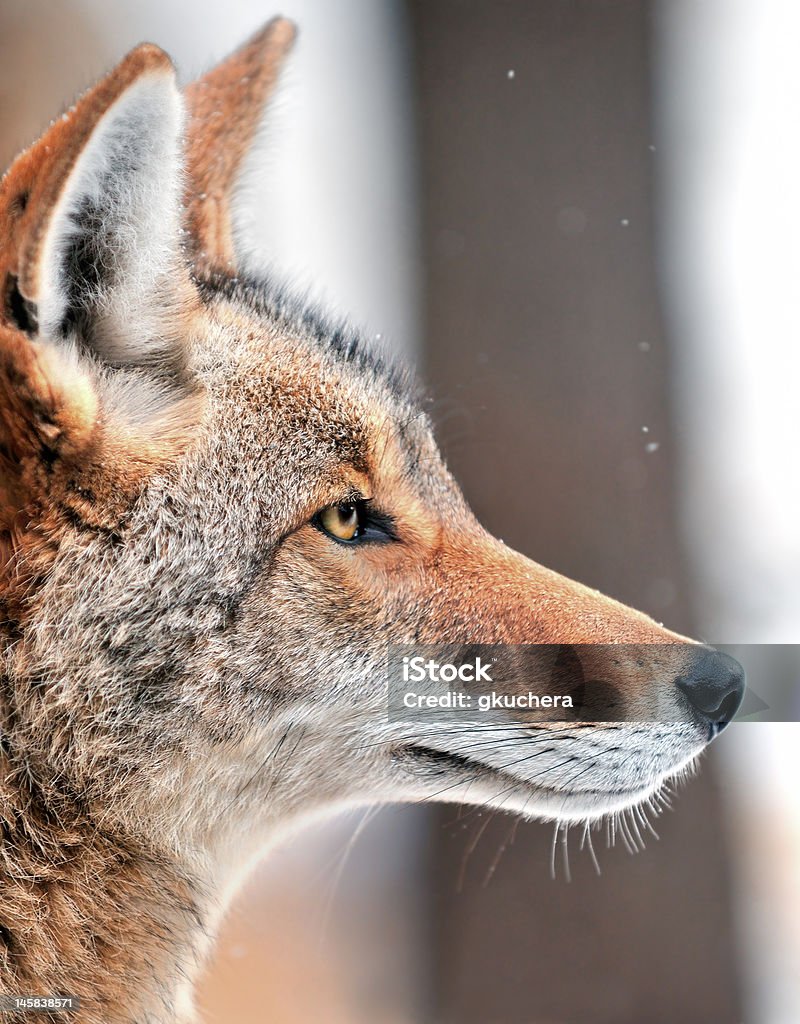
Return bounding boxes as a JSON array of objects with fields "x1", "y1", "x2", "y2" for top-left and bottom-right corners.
[
  {"x1": 400, "y1": 743, "x2": 587, "y2": 797},
  {"x1": 403, "y1": 744, "x2": 496, "y2": 777},
  {"x1": 399, "y1": 743, "x2": 690, "y2": 819}
]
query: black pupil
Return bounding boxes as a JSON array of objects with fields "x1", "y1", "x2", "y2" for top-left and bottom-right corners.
[{"x1": 340, "y1": 504, "x2": 358, "y2": 527}]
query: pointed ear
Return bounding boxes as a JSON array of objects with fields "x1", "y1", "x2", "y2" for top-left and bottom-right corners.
[
  {"x1": 184, "y1": 17, "x2": 296, "y2": 270},
  {"x1": 0, "y1": 47, "x2": 203, "y2": 585},
  {"x1": 0, "y1": 43, "x2": 194, "y2": 371}
]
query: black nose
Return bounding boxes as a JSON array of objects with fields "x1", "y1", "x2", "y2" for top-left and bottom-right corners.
[{"x1": 676, "y1": 649, "x2": 745, "y2": 737}]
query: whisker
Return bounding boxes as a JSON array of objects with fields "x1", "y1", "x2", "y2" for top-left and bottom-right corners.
[
  {"x1": 482, "y1": 818, "x2": 516, "y2": 887},
  {"x1": 550, "y1": 821, "x2": 560, "y2": 881},
  {"x1": 581, "y1": 821, "x2": 602, "y2": 876},
  {"x1": 318, "y1": 804, "x2": 384, "y2": 942},
  {"x1": 561, "y1": 822, "x2": 572, "y2": 883},
  {"x1": 457, "y1": 812, "x2": 495, "y2": 892},
  {"x1": 616, "y1": 810, "x2": 638, "y2": 854}
]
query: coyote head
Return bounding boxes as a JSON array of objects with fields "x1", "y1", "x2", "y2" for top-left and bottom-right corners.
[{"x1": 0, "y1": 18, "x2": 743, "y2": 1022}]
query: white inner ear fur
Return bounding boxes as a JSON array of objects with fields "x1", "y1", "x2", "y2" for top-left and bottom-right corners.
[{"x1": 37, "y1": 68, "x2": 185, "y2": 366}]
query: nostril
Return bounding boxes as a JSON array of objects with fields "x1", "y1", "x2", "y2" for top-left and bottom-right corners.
[
  {"x1": 714, "y1": 688, "x2": 744, "y2": 729},
  {"x1": 676, "y1": 649, "x2": 745, "y2": 737}
]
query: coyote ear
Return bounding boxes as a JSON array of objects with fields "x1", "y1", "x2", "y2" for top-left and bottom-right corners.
[
  {"x1": 184, "y1": 17, "x2": 296, "y2": 270},
  {"x1": 0, "y1": 46, "x2": 202, "y2": 572},
  {"x1": 0, "y1": 44, "x2": 192, "y2": 371}
]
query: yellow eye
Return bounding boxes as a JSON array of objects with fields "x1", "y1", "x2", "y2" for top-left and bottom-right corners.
[{"x1": 318, "y1": 503, "x2": 361, "y2": 542}]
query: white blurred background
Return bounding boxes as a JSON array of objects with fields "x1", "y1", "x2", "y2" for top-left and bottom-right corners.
[{"x1": 656, "y1": 3, "x2": 800, "y2": 1020}]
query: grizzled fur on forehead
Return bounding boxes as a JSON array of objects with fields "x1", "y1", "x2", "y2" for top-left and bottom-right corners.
[
  {"x1": 190, "y1": 269, "x2": 436, "y2": 495},
  {"x1": 195, "y1": 269, "x2": 416, "y2": 405}
]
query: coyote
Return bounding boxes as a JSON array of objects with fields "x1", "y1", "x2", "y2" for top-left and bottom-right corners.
[{"x1": 0, "y1": 18, "x2": 744, "y2": 1024}]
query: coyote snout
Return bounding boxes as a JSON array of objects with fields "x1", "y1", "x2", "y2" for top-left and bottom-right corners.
[{"x1": 0, "y1": 17, "x2": 743, "y2": 1024}]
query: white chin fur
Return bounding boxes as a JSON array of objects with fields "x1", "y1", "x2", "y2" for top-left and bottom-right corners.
[{"x1": 401, "y1": 744, "x2": 703, "y2": 825}]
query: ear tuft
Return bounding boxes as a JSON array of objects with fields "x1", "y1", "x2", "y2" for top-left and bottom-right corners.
[{"x1": 184, "y1": 17, "x2": 296, "y2": 270}]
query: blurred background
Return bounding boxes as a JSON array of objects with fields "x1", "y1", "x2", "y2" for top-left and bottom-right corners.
[{"x1": 2, "y1": 2, "x2": 799, "y2": 1022}]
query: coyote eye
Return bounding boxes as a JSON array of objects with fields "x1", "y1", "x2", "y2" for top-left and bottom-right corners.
[
  {"x1": 318, "y1": 503, "x2": 361, "y2": 542},
  {"x1": 313, "y1": 500, "x2": 397, "y2": 546}
]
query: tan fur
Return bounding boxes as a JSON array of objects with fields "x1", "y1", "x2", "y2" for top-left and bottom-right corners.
[{"x1": 0, "y1": 23, "x2": 723, "y2": 1024}]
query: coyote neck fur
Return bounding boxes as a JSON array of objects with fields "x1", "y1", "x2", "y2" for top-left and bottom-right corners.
[{"x1": 0, "y1": 718, "x2": 213, "y2": 1023}]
